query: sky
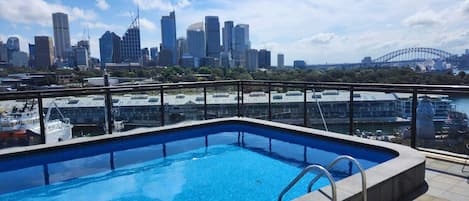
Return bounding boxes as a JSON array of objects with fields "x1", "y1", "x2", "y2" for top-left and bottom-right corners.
[{"x1": 1, "y1": 0, "x2": 469, "y2": 65}]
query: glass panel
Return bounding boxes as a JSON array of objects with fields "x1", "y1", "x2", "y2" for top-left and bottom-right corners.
[
  {"x1": 111, "y1": 91, "x2": 161, "y2": 133},
  {"x1": 43, "y1": 95, "x2": 106, "y2": 140},
  {"x1": 307, "y1": 89, "x2": 349, "y2": 133},
  {"x1": 417, "y1": 93, "x2": 467, "y2": 154},
  {"x1": 271, "y1": 86, "x2": 305, "y2": 126},
  {"x1": 206, "y1": 85, "x2": 238, "y2": 119},
  {"x1": 242, "y1": 85, "x2": 269, "y2": 120},
  {"x1": 0, "y1": 99, "x2": 42, "y2": 149},
  {"x1": 163, "y1": 87, "x2": 204, "y2": 126}
]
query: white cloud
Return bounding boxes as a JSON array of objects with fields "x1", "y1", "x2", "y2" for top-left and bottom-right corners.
[
  {"x1": 403, "y1": 10, "x2": 442, "y2": 27},
  {"x1": 133, "y1": 0, "x2": 191, "y2": 11},
  {"x1": 81, "y1": 22, "x2": 125, "y2": 32},
  {"x1": 96, "y1": 0, "x2": 110, "y2": 10},
  {"x1": 0, "y1": 0, "x2": 96, "y2": 26},
  {"x1": 139, "y1": 18, "x2": 157, "y2": 31},
  {"x1": 299, "y1": 33, "x2": 337, "y2": 45}
]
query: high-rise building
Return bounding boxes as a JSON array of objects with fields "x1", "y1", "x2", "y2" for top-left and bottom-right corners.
[
  {"x1": 277, "y1": 53, "x2": 284, "y2": 68},
  {"x1": 258, "y1": 49, "x2": 271, "y2": 68},
  {"x1": 0, "y1": 41, "x2": 7, "y2": 62},
  {"x1": 77, "y1": 40, "x2": 90, "y2": 57},
  {"x1": 121, "y1": 26, "x2": 141, "y2": 63},
  {"x1": 141, "y1": 48, "x2": 150, "y2": 64},
  {"x1": 70, "y1": 46, "x2": 89, "y2": 70},
  {"x1": 246, "y1": 49, "x2": 258, "y2": 70},
  {"x1": 293, "y1": 60, "x2": 306, "y2": 68},
  {"x1": 150, "y1": 47, "x2": 158, "y2": 61},
  {"x1": 187, "y1": 22, "x2": 205, "y2": 60},
  {"x1": 205, "y1": 16, "x2": 221, "y2": 58},
  {"x1": 233, "y1": 24, "x2": 250, "y2": 67},
  {"x1": 223, "y1": 21, "x2": 234, "y2": 54},
  {"x1": 176, "y1": 37, "x2": 188, "y2": 65},
  {"x1": 34, "y1": 36, "x2": 54, "y2": 69},
  {"x1": 161, "y1": 11, "x2": 177, "y2": 65},
  {"x1": 6, "y1": 37, "x2": 19, "y2": 51},
  {"x1": 99, "y1": 31, "x2": 122, "y2": 66},
  {"x1": 52, "y1": 12, "x2": 71, "y2": 60},
  {"x1": 11, "y1": 51, "x2": 28, "y2": 67},
  {"x1": 28, "y1": 43, "x2": 35, "y2": 67}
]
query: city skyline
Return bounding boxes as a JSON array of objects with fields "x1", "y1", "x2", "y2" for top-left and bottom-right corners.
[{"x1": 1, "y1": 0, "x2": 469, "y2": 65}]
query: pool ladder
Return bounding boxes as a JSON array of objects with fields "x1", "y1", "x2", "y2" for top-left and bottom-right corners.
[{"x1": 277, "y1": 155, "x2": 367, "y2": 201}]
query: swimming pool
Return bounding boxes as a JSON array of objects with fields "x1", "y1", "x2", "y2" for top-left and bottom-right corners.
[{"x1": 0, "y1": 117, "x2": 424, "y2": 201}]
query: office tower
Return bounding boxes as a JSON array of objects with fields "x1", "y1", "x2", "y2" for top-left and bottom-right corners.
[
  {"x1": 99, "y1": 31, "x2": 122, "y2": 66},
  {"x1": 6, "y1": 37, "x2": 19, "y2": 51},
  {"x1": 161, "y1": 11, "x2": 177, "y2": 65},
  {"x1": 52, "y1": 12, "x2": 71, "y2": 60},
  {"x1": 77, "y1": 40, "x2": 90, "y2": 57},
  {"x1": 158, "y1": 49, "x2": 173, "y2": 66},
  {"x1": 233, "y1": 24, "x2": 250, "y2": 67},
  {"x1": 141, "y1": 48, "x2": 150, "y2": 64},
  {"x1": 34, "y1": 36, "x2": 54, "y2": 69},
  {"x1": 187, "y1": 22, "x2": 205, "y2": 59},
  {"x1": 0, "y1": 41, "x2": 7, "y2": 62},
  {"x1": 293, "y1": 60, "x2": 306, "y2": 68},
  {"x1": 223, "y1": 21, "x2": 234, "y2": 54},
  {"x1": 68, "y1": 46, "x2": 89, "y2": 70},
  {"x1": 277, "y1": 53, "x2": 285, "y2": 68},
  {"x1": 258, "y1": 49, "x2": 271, "y2": 68},
  {"x1": 205, "y1": 16, "x2": 221, "y2": 58},
  {"x1": 11, "y1": 51, "x2": 28, "y2": 67},
  {"x1": 150, "y1": 47, "x2": 158, "y2": 61},
  {"x1": 176, "y1": 37, "x2": 188, "y2": 65},
  {"x1": 29, "y1": 44, "x2": 35, "y2": 67},
  {"x1": 246, "y1": 49, "x2": 258, "y2": 70},
  {"x1": 121, "y1": 25, "x2": 141, "y2": 63}
]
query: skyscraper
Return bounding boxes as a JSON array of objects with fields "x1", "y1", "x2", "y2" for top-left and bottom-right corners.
[
  {"x1": 233, "y1": 24, "x2": 250, "y2": 67},
  {"x1": 121, "y1": 25, "x2": 141, "y2": 63},
  {"x1": 277, "y1": 53, "x2": 285, "y2": 68},
  {"x1": 187, "y1": 22, "x2": 205, "y2": 59},
  {"x1": 99, "y1": 31, "x2": 122, "y2": 66},
  {"x1": 28, "y1": 43, "x2": 35, "y2": 67},
  {"x1": 176, "y1": 37, "x2": 188, "y2": 65},
  {"x1": 77, "y1": 40, "x2": 90, "y2": 57},
  {"x1": 222, "y1": 21, "x2": 234, "y2": 54},
  {"x1": 205, "y1": 16, "x2": 221, "y2": 58},
  {"x1": 150, "y1": 47, "x2": 158, "y2": 61},
  {"x1": 161, "y1": 11, "x2": 177, "y2": 65},
  {"x1": 34, "y1": 36, "x2": 54, "y2": 69},
  {"x1": 6, "y1": 37, "x2": 19, "y2": 51},
  {"x1": 246, "y1": 49, "x2": 258, "y2": 71},
  {"x1": 52, "y1": 12, "x2": 71, "y2": 60},
  {"x1": 258, "y1": 49, "x2": 271, "y2": 68},
  {"x1": 0, "y1": 41, "x2": 7, "y2": 62}
]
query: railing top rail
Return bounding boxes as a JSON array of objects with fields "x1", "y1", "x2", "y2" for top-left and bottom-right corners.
[{"x1": 0, "y1": 79, "x2": 468, "y2": 101}]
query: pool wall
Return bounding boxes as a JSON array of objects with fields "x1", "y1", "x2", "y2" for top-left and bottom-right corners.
[{"x1": 0, "y1": 117, "x2": 425, "y2": 201}]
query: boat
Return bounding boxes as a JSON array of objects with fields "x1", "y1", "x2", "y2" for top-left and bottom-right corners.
[{"x1": 0, "y1": 100, "x2": 73, "y2": 148}]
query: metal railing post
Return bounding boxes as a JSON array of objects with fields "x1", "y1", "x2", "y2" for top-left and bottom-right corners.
[
  {"x1": 411, "y1": 89, "x2": 418, "y2": 148},
  {"x1": 303, "y1": 84, "x2": 307, "y2": 127},
  {"x1": 349, "y1": 87, "x2": 354, "y2": 135},
  {"x1": 160, "y1": 86, "x2": 165, "y2": 126},
  {"x1": 268, "y1": 83, "x2": 272, "y2": 121},
  {"x1": 204, "y1": 85, "x2": 207, "y2": 120},
  {"x1": 237, "y1": 81, "x2": 241, "y2": 117},
  {"x1": 37, "y1": 96, "x2": 46, "y2": 144},
  {"x1": 241, "y1": 81, "x2": 244, "y2": 117},
  {"x1": 104, "y1": 73, "x2": 113, "y2": 134}
]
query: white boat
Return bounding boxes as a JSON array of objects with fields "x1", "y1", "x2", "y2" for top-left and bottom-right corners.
[{"x1": 0, "y1": 101, "x2": 73, "y2": 148}]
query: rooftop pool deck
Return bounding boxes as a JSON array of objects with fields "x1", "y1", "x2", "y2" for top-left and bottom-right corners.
[{"x1": 0, "y1": 117, "x2": 425, "y2": 201}]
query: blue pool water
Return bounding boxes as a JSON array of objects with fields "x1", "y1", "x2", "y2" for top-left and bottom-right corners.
[{"x1": 0, "y1": 123, "x2": 396, "y2": 201}]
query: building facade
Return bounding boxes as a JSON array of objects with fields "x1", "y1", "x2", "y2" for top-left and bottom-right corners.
[
  {"x1": 233, "y1": 24, "x2": 250, "y2": 67},
  {"x1": 258, "y1": 49, "x2": 271, "y2": 68},
  {"x1": 99, "y1": 31, "x2": 122, "y2": 66},
  {"x1": 205, "y1": 16, "x2": 221, "y2": 58},
  {"x1": 28, "y1": 44, "x2": 35, "y2": 68},
  {"x1": 52, "y1": 12, "x2": 71, "y2": 61},
  {"x1": 223, "y1": 21, "x2": 234, "y2": 54},
  {"x1": 187, "y1": 22, "x2": 206, "y2": 62},
  {"x1": 277, "y1": 54, "x2": 285, "y2": 68},
  {"x1": 34, "y1": 36, "x2": 54, "y2": 69},
  {"x1": 120, "y1": 27, "x2": 141, "y2": 63},
  {"x1": 10, "y1": 51, "x2": 28, "y2": 67},
  {"x1": 161, "y1": 11, "x2": 177, "y2": 66},
  {"x1": 246, "y1": 49, "x2": 258, "y2": 71},
  {"x1": 150, "y1": 47, "x2": 158, "y2": 61}
]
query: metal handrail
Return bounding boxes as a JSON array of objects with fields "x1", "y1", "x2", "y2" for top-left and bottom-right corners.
[
  {"x1": 307, "y1": 155, "x2": 367, "y2": 201},
  {"x1": 277, "y1": 165, "x2": 337, "y2": 201}
]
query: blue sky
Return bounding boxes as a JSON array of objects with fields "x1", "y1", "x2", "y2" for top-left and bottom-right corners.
[{"x1": 1, "y1": 0, "x2": 469, "y2": 65}]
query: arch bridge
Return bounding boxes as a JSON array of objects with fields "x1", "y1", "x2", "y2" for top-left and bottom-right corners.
[{"x1": 372, "y1": 47, "x2": 457, "y2": 63}]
